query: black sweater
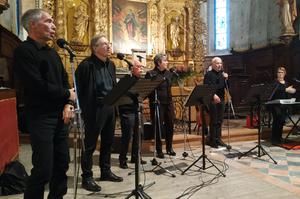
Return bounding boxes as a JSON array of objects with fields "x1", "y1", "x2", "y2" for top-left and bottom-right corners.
[
  {"x1": 145, "y1": 67, "x2": 173, "y2": 106},
  {"x1": 13, "y1": 37, "x2": 70, "y2": 114},
  {"x1": 271, "y1": 81, "x2": 291, "y2": 100},
  {"x1": 203, "y1": 69, "x2": 226, "y2": 100}
]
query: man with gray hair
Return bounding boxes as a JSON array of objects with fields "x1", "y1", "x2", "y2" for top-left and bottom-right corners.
[
  {"x1": 75, "y1": 34, "x2": 123, "y2": 192},
  {"x1": 13, "y1": 9, "x2": 76, "y2": 199},
  {"x1": 145, "y1": 53, "x2": 176, "y2": 158},
  {"x1": 204, "y1": 57, "x2": 229, "y2": 149}
]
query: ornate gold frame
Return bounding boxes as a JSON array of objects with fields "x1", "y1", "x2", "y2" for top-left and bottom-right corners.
[
  {"x1": 108, "y1": 0, "x2": 150, "y2": 55},
  {"x1": 43, "y1": 0, "x2": 208, "y2": 80}
]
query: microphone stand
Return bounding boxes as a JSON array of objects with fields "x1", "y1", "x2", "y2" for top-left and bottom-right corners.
[
  {"x1": 224, "y1": 80, "x2": 233, "y2": 150},
  {"x1": 146, "y1": 90, "x2": 175, "y2": 177},
  {"x1": 178, "y1": 78, "x2": 188, "y2": 158},
  {"x1": 68, "y1": 53, "x2": 85, "y2": 199}
]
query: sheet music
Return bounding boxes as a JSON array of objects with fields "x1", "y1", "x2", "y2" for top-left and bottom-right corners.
[{"x1": 265, "y1": 98, "x2": 298, "y2": 105}]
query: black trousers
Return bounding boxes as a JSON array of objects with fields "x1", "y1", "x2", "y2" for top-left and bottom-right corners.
[
  {"x1": 118, "y1": 109, "x2": 139, "y2": 162},
  {"x1": 208, "y1": 101, "x2": 225, "y2": 143},
  {"x1": 24, "y1": 111, "x2": 70, "y2": 199},
  {"x1": 150, "y1": 103, "x2": 175, "y2": 152},
  {"x1": 81, "y1": 105, "x2": 115, "y2": 179},
  {"x1": 271, "y1": 105, "x2": 287, "y2": 142}
]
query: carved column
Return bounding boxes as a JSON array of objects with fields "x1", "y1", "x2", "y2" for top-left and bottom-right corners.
[
  {"x1": 91, "y1": 0, "x2": 101, "y2": 35},
  {"x1": 99, "y1": 0, "x2": 109, "y2": 36},
  {"x1": 91, "y1": 0, "x2": 108, "y2": 37},
  {"x1": 193, "y1": 0, "x2": 207, "y2": 74},
  {"x1": 157, "y1": 0, "x2": 166, "y2": 53},
  {"x1": 42, "y1": 0, "x2": 55, "y2": 17},
  {"x1": 185, "y1": 0, "x2": 194, "y2": 62},
  {"x1": 149, "y1": 0, "x2": 159, "y2": 54},
  {"x1": 55, "y1": 0, "x2": 65, "y2": 39}
]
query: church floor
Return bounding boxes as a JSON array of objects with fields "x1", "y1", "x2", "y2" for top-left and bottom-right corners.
[{"x1": 4, "y1": 139, "x2": 300, "y2": 199}]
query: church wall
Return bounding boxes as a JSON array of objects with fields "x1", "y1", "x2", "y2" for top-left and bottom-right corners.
[{"x1": 230, "y1": 0, "x2": 282, "y2": 52}]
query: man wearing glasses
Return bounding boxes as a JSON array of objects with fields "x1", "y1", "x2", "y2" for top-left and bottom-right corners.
[{"x1": 75, "y1": 35, "x2": 123, "y2": 193}]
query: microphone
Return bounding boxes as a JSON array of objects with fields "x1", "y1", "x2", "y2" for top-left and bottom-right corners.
[
  {"x1": 145, "y1": 70, "x2": 158, "y2": 80},
  {"x1": 170, "y1": 68, "x2": 179, "y2": 78},
  {"x1": 136, "y1": 55, "x2": 144, "y2": 62},
  {"x1": 293, "y1": 78, "x2": 300, "y2": 83},
  {"x1": 116, "y1": 53, "x2": 133, "y2": 70},
  {"x1": 56, "y1": 39, "x2": 76, "y2": 57}
]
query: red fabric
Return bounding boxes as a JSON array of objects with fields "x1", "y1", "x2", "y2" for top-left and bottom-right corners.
[
  {"x1": 279, "y1": 142, "x2": 300, "y2": 150},
  {"x1": 246, "y1": 115, "x2": 258, "y2": 128},
  {"x1": 0, "y1": 98, "x2": 19, "y2": 172}
]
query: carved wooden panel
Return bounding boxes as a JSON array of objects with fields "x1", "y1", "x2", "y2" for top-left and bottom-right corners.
[
  {"x1": 0, "y1": 25, "x2": 21, "y2": 88},
  {"x1": 205, "y1": 42, "x2": 300, "y2": 114}
]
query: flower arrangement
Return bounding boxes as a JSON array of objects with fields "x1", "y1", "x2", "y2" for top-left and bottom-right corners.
[{"x1": 171, "y1": 66, "x2": 198, "y2": 86}]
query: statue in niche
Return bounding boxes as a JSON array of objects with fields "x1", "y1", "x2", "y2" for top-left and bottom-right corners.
[
  {"x1": 277, "y1": 0, "x2": 297, "y2": 35},
  {"x1": 71, "y1": 3, "x2": 89, "y2": 44},
  {"x1": 169, "y1": 16, "x2": 181, "y2": 49}
]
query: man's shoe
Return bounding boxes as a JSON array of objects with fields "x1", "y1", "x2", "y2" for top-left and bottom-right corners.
[
  {"x1": 216, "y1": 140, "x2": 229, "y2": 148},
  {"x1": 119, "y1": 161, "x2": 128, "y2": 169},
  {"x1": 100, "y1": 171, "x2": 123, "y2": 182},
  {"x1": 130, "y1": 158, "x2": 147, "y2": 164},
  {"x1": 166, "y1": 149, "x2": 176, "y2": 156},
  {"x1": 140, "y1": 159, "x2": 147, "y2": 164},
  {"x1": 206, "y1": 141, "x2": 218, "y2": 148},
  {"x1": 156, "y1": 151, "x2": 165, "y2": 159},
  {"x1": 272, "y1": 139, "x2": 283, "y2": 146},
  {"x1": 82, "y1": 177, "x2": 101, "y2": 192}
]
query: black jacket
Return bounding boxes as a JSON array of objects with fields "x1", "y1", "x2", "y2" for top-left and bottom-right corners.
[
  {"x1": 75, "y1": 54, "x2": 116, "y2": 125},
  {"x1": 203, "y1": 69, "x2": 226, "y2": 100},
  {"x1": 145, "y1": 67, "x2": 173, "y2": 106}
]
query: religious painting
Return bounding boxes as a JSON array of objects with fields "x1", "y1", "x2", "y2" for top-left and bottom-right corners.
[{"x1": 112, "y1": 0, "x2": 147, "y2": 54}]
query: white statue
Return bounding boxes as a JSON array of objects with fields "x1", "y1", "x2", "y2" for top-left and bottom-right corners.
[
  {"x1": 277, "y1": 0, "x2": 297, "y2": 35},
  {"x1": 169, "y1": 16, "x2": 181, "y2": 49},
  {"x1": 71, "y1": 3, "x2": 89, "y2": 44}
]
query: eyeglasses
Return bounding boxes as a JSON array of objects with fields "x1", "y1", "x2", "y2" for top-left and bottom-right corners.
[{"x1": 97, "y1": 42, "x2": 112, "y2": 47}]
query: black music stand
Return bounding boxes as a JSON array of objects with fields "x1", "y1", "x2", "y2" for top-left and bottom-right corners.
[
  {"x1": 238, "y1": 84, "x2": 277, "y2": 164},
  {"x1": 181, "y1": 85, "x2": 226, "y2": 177},
  {"x1": 103, "y1": 75, "x2": 164, "y2": 199}
]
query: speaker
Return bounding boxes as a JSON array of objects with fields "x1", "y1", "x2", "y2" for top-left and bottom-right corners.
[{"x1": 143, "y1": 122, "x2": 165, "y2": 140}]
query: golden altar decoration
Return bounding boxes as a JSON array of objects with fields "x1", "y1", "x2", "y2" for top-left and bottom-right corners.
[{"x1": 42, "y1": 0, "x2": 208, "y2": 83}]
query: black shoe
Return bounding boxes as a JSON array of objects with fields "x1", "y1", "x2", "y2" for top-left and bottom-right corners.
[
  {"x1": 82, "y1": 177, "x2": 101, "y2": 192},
  {"x1": 130, "y1": 158, "x2": 147, "y2": 164},
  {"x1": 272, "y1": 139, "x2": 283, "y2": 146},
  {"x1": 119, "y1": 161, "x2": 128, "y2": 169},
  {"x1": 166, "y1": 149, "x2": 176, "y2": 156},
  {"x1": 216, "y1": 140, "x2": 229, "y2": 148},
  {"x1": 100, "y1": 171, "x2": 123, "y2": 182},
  {"x1": 156, "y1": 151, "x2": 165, "y2": 159},
  {"x1": 206, "y1": 141, "x2": 218, "y2": 148}
]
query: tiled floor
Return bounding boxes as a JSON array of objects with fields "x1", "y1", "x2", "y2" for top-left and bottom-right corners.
[
  {"x1": 221, "y1": 140, "x2": 300, "y2": 188},
  {"x1": 2, "y1": 140, "x2": 300, "y2": 199}
]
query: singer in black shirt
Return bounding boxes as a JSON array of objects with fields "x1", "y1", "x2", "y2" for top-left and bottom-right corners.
[
  {"x1": 13, "y1": 9, "x2": 76, "y2": 199},
  {"x1": 118, "y1": 60, "x2": 147, "y2": 169},
  {"x1": 270, "y1": 67, "x2": 296, "y2": 145},
  {"x1": 75, "y1": 35, "x2": 123, "y2": 193},
  {"x1": 145, "y1": 53, "x2": 176, "y2": 158},
  {"x1": 203, "y1": 57, "x2": 229, "y2": 148}
]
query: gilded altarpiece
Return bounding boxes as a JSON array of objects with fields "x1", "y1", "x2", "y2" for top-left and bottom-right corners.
[{"x1": 42, "y1": 0, "x2": 207, "y2": 82}]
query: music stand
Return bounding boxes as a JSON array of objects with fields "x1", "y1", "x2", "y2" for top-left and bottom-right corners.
[
  {"x1": 238, "y1": 84, "x2": 277, "y2": 164},
  {"x1": 181, "y1": 85, "x2": 226, "y2": 177},
  {"x1": 103, "y1": 75, "x2": 164, "y2": 199}
]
